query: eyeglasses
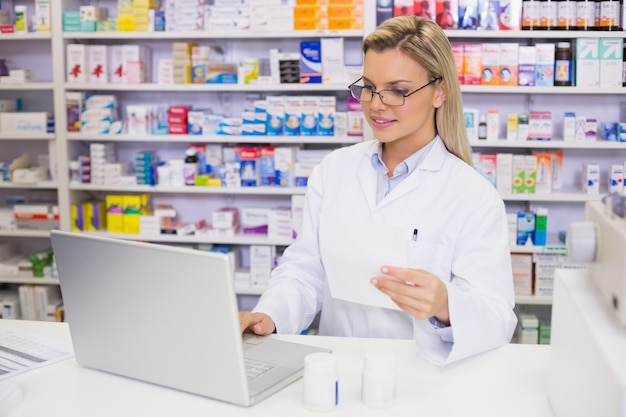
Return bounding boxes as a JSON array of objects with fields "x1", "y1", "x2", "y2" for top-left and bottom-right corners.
[{"x1": 348, "y1": 76, "x2": 443, "y2": 106}]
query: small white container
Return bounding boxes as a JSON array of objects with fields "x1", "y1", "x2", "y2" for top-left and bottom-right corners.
[
  {"x1": 361, "y1": 350, "x2": 396, "y2": 408},
  {"x1": 303, "y1": 352, "x2": 338, "y2": 412}
]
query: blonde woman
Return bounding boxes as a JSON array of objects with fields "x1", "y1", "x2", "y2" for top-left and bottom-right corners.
[{"x1": 240, "y1": 16, "x2": 516, "y2": 365}]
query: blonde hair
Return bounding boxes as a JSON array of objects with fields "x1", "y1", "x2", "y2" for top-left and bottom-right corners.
[{"x1": 362, "y1": 16, "x2": 473, "y2": 166}]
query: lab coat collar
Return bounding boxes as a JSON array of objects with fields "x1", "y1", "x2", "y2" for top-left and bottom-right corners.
[{"x1": 359, "y1": 136, "x2": 447, "y2": 211}]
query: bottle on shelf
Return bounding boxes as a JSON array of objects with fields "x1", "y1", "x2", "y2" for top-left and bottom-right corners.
[
  {"x1": 599, "y1": 0, "x2": 621, "y2": 30},
  {"x1": 556, "y1": 0, "x2": 576, "y2": 30},
  {"x1": 554, "y1": 42, "x2": 573, "y2": 87},
  {"x1": 522, "y1": 0, "x2": 540, "y2": 29},
  {"x1": 478, "y1": 114, "x2": 488, "y2": 139},
  {"x1": 575, "y1": 0, "x2": 597, "y2": 30},
  {"x1": 183, "y1": 147, "x2": 199, "y2": 186}
]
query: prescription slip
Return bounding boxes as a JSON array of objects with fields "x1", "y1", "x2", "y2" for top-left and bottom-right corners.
[{"x1": 320, "y1": 219, "x2": 409, "y2": 310}]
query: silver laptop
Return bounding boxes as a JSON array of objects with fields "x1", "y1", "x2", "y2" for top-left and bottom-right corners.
[{"x1": 50, "y1": 230, "x2": 329, "y2": 407}]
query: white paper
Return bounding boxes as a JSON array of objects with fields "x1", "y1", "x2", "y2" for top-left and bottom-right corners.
[
  {"x1": 320, "y1": 219, "x2": 409, "y2": 310},
  {"x1": 0, "y1": 324, "x2": 74, "y2": 380}
]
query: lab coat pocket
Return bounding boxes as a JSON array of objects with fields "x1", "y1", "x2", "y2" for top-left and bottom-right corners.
[{"x1": 406, "y1": 241, "x2": 448, "y2": 282}]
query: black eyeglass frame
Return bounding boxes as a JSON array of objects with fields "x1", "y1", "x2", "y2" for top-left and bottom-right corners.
[{"x1": 348, "y1": 76, "x2": 443, "y2": 106}]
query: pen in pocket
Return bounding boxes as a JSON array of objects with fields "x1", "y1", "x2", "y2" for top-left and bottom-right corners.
[{"x1": 412, "y1": 229, "x2": 418, "y2": 241}]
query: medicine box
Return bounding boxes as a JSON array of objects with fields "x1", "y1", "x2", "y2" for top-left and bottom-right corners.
[
  {"x1": 499, "y1": 43, "x2": 519, "y2": 86},
  {"x1": 576, "y1": 38, "x2": 600, "y2": 87},
  {"x1": 481, "y1": 43, "x2": 500, "y2": 85},
  {"x1": 599, "y1": 37, "x2": 623, "y2": 87},
  {"x1": 518, "y1": 46, "x2": 536, "y2": 86},
  {"x1": 511, "y1": 253, "x2": 533, "y2": 295},
  {"x1": 300, "y1": 40, "x2": 322, "y2": 83},
  {"x1": 582, "y1": 162, "x2": 600, "y2": 195},
  {"x1": 535, "y1": 43, "x2": 555, "y2": 87}
]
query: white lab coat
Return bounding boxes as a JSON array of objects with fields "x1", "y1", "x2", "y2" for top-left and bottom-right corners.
[{"x1": 253, "y1": 137, "x2": 517, "y2": 365}]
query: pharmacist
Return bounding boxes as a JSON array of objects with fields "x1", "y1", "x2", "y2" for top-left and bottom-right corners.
[{"x1": 240, "y1": 16, "x2": 517, "y2": 365}]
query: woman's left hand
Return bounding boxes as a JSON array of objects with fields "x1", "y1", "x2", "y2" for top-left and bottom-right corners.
[{"x1": 371, "y1": 265, "x2": 450, "y2": 325}]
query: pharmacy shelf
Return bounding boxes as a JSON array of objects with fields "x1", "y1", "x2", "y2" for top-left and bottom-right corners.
[
  {"x1": 515, "y1": 295, "x2": 553, "y2": 305},
  {"x1": 510, "y1": 245, "x2": 567, "y2": 254},
  {"x1": 470, "y1": 140, "x2": 626, "y2": 149},
  {"x1": 62, "y1": 30, "x2": 364, "y2": 40},
  {"x1": 69, "y1": 183, "x2": 306, "y2": 195},
  {"x1": 0, "y1": 230, "x2": 51, "y2": 238},
  {"x1": 65, "y1": 132, "x2": 363, "y2": 145},
  {"x1": 461, "y1": 85, "x2": 626, "y2": 95},
  {"x1": 0, "y1": 181, "x2": 58, "y2": 189},
  {"x1": 444, "y1": 29, "x2": 626, "y2": 39},
  {"x1": 64, "y1": 82, "x2": 350, "y2": 92},
  {"x1": 0, "y1": 276, "x2": 59, "y2": 285},
  {"x1": 0, "y1": 82, "x2": 54, "y2": 90},
  {"x1": 0, "y1": 32, "x2": 52, "y2": 40},
  {"x1": 0, "y1": 133, "x2": 55, "y2": 140},
  {"x1": 500, "y1": 191, "x2": 604, "y2": 202},
  {"x1": 84, "y1": 231, "x2": 294, "y2": 246}
]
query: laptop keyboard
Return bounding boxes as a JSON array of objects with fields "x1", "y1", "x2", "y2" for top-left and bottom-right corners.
[{"x1": 245, "y1": 358, "x2": 275, "y2": 380}]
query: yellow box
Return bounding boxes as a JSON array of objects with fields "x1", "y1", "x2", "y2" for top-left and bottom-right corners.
[
  {"x1": 84, "y1": 201, "x2": 105, "y2": 231},
  {"x1": 294, "y1": 5, "x2": 328, "y2": 19},
  {"x1": 294, "y1": 18, "x2": 329, "y2": 30},
  {"x1": 117, "y1": 14, "x2": 135, "y2": 31},
  {"x1": 106, "y1": 195, "x2": 124, "y2": 233},
  {"x1": 328, "y1": 17, "x2": 363, "y2": 30},
  {"x1": 328, "y1": 5, "x2": 363, "y2": 18},
  {"x1": 71, "y1": 204, "x2": 82, "y2": 232},
  {"x1": 122, "y1": 194, "x2": 150, "y2": 234},
  {"x1": 133, "y1": 0, "x2": 155, "y2": 7},
  {"x1": 329, "y1": 0, "x2": 362, "y2": 4}
]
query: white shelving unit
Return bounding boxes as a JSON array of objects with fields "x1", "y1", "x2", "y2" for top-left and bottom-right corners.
[
  {"x1": 0, "y1": 11, "x2": 59, "y2": 293},
  {"x1": 2, "y1": 1, "x2": 625, "y2": 315}
]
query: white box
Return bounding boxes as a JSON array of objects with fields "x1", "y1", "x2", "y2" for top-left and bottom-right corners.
[
  {"x1": 321, "y1": 37, "x2": 345, "y2": 84},
  {"x1": 291, "y1": 194, "x2": 305, "y2": 240},
  {"x1": 108, "y1": 45, "x2": 124, "y2": 84},
  {"x1": 496, "y1": 153, "x2": 513, "y2": 194},
  {"x1": 241, "y1": 207, "x2": 270, "y2": 235},
  {"x1": 582, "y1": 162, "x2": 600, "y2": 195},
  {"x1": 576, "y1": 38, "x2": 600, "y2": 87},
  {"x1": 599, "y1": 37, "x2": 623, "y2": 87},
  {"x1": 87, "y1": 45, "x2": 108, "y2": 84},
  {"x1": 0, "y1": 112, "x2": 49, "y2": 134},
  {"x1": 511, "y1": 253, "x2": 533, "y2": 296},
  {"x1": 486, "y1": 110, "x2": 499, "y2": 141},
  {"x1": 67, "y1": 44, "x2": 87, "y2": 83},
  {"x1": 563, "y1": 112, "x2": 576, "y2": 141},
  {"x1": 608, "y1": 163, "x2": 624, "y2": 193},
  {"x1": 518, "y1": 314, "x2": 539, "y2": 344},
  {"x1": 268, "y1": 207, "x2": 292, "y2": 239}
]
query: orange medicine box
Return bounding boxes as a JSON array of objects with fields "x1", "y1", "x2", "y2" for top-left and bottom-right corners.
[
  {"x1": 499, "y1": 43, "x2": 519, "y2": 86},
  {"x1": 463, "y1": 43, "x2": 482, "y2": 85},
  {"x1": 294, "y1": 18, "x2": 329, "y2": 30},
  {"x1": 328, "y1": 17, "x2": 363, "y2": 29},
  {"x1": 327, "y1": 5, "x2": 363, "y2": 18},
  {"x1": 294, "y1": 5, "x2": 328, "y2": 19},
  {"x1": 451, "y1": 43, "x2": 464, "y2": 83},
  {"x1": 481, "y1": 43, "x2": 501, "y2": 85}
]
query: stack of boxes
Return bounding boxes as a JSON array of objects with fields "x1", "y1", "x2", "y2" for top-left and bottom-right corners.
[
  {"x1": 164, "y1": 0, "x2": 205, "y2": 32},
  {"x1": 89, "y1": 143, "x2": 117, "y2": 185},
  {"x1": 105, "y1": 194, "x2": 151, "y2": 234},
  {"x1": 71, "y1": 201, "x2": 106, "y2": 232},
  {"x1": 172, "y1": 42, "x2": 194, "y2": 85},
  {"x1": 294, "y1": 1, "x2": 364, "y2": 31}
]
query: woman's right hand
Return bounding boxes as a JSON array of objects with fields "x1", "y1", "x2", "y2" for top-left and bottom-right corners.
[{"x1": 239, "y1": 312, "x2": 276, "y2": 335}]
